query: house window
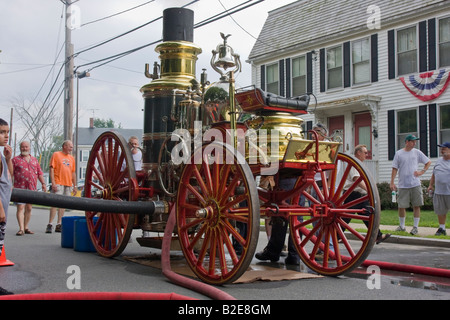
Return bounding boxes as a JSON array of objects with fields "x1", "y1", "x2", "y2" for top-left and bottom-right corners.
[
  {"x1": 440, "y1": 104, "x2": 450, "y2": 143},
  {"x1": 327, "y1": 46, "x2": 342, "y2": 89},
  {"x1": 397, "y1": 109, "x2": 418, "y2": 149},
  {"x1": 80, "y1": 167, "x2": 86, "y2": 180},
  {"x1": 439, "y1": 17, "x2": 450, "y2": 67},
  {"x1": 292, "y1": 55, "x2": 306, "y2": 96},
  {"x1": 266, "y1": 63, "x2": 279, "y2": 94},
  {"x1": 397, "y1": 26, "x2": 417, "y2": 75},
  {"x1": 81, "y1": 150, "x2": 89, "y2": 162},
  {"x1": 352, "y1": 38, "x2": 370, "y2": 84}
]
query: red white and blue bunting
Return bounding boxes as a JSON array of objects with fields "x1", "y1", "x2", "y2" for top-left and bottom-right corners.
[{"x1": 400, "y1": 68, "x2": 450, "y2": 102}]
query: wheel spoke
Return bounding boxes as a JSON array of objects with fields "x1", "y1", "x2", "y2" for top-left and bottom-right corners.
[
  {"x1": 84, "y1": 132, "x2": 136, "y2": 258},
  {"x1": 290, "y1": 152, "x2": 380, "y2": 276},
  {"x1": 176, "y1": 142, "x2": 259, "y2": 284}
]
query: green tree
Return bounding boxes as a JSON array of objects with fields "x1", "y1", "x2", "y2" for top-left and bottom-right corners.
[{"x1": 93, "y1": 118, "x2": 121, "y2": 128}]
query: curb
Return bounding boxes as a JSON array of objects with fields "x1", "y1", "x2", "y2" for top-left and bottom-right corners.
[
  {"x1": 259, "y1": 226, "x2": 450, "y2": 248},
  {"x1": 382, "y1": 234, "x2": 450, "y2": 248}
]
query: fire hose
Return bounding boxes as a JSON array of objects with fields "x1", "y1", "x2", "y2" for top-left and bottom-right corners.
[
  {"x1": 8, "y1": 189, "x2": 450, "y2": 298},
  {"x1": 161, "y1": 205, "x2": 236, "y2": 300},
  {"x1": 9, "y1": 189, "x2": 236, "y2": 300}
]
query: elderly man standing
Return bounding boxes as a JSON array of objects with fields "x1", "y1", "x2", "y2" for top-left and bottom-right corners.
[
  {"x1": 46, "y1": 140, "x2": 76, "y2": 233},
  {"x1": 390, "y1": 135, "x2": 431, "y2": 235},
  {"x1": 12, "y1": 141, "x2": 46, "y2": 235},
  {"x1": 427, "y1": 142, "x2": 450, "y2": 236}
]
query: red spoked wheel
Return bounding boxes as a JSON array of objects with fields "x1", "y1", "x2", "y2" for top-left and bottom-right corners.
[
  {"x1": 176, "y1": 141, "x2": 259, "y2": 285},
  {"x1": 84, "y1": 131, "x2": 138, "y2": 258},
  {"x1": 289, "y1": 152, "x2": 380, "y2": 276}
]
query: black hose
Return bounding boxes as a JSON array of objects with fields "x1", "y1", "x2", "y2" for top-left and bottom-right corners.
[{"x1": 11, "y1": 189, "x2": 156, "y2": 215}]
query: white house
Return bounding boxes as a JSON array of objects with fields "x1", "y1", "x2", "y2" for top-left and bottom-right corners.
[
  {"x1": 247, "y1": 0, "x2": 450, "y2": 183},
  {"x1": 76, "y1": 120, "x2": 142, "y2": 182}
]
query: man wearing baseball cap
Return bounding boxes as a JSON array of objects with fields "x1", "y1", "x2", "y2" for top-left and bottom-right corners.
[
  {"x1": 390, "y1": 135, "x2": 431, "y2": 235},
  {"x1": 427, "y1": 142, "x2": 450, "y2": 236}
]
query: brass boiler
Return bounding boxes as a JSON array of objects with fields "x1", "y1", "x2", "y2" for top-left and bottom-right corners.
[
  {"x1": 245, "y1": 112, "x2": 305, "y2": 165},
  {"x1": 140, "y1": 8, "x2": 202, "y2": 186}
]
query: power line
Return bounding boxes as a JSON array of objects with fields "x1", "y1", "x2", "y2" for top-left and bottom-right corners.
[
  {"x1": 30, "y1": 0, "x2": 263, "y2": 140},
  {"x1": 75, "y1": 0, "x2": 198, "y2": 57},
  {"x1": 74, "y1": 0, "x2": 262, "y2": 73},
  {"x1": 0, "y1": 64, "x2": 54, "y2": 75},
  {"x1": 194, "y1": 0, "x2": 263, "y2": 28},
  {"x1": 216, "y1": 0, "x2": 280, "y2": 51},
  {"x1": 81, "y1": 0, "x2": 155, "y2": 27},
  {"x1": 75, "y1": 15, "x2": 162, "y2": 57}
]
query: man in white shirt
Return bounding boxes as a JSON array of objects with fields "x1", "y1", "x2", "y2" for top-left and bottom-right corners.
[
  {"x1": 344, "y1": 144, "x2": 390, "y2": 244},
  {"x1": 427, "y1": 142, "x2": 450, "y2": 236},
  {"x1": 390, "y1": 135, "x2": 431, "y2": 235}
]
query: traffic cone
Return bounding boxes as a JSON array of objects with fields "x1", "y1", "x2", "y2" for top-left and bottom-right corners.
[{"x1": 0, "y1": 246, "x2": 14, "y2": 267}]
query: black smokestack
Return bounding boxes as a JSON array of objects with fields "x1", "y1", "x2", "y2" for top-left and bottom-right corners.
[{"x1": 162, "y1": 7, "x2": 194, "y2": 42}]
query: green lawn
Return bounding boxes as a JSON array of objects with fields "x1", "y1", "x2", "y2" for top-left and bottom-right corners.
[{"x1": 380, "y1": 209, "x2": 449, "y2": 228}]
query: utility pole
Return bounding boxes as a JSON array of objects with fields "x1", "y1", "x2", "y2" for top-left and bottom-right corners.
[{"x1": 63, "y1": 0, "x2": 74, "y2": 141}]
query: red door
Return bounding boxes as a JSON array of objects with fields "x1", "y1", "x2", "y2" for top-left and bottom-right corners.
[
  {"x1": 328, "y1": 116, "x2": 344, "y2": 153},
  {"x1": 354, "y1": 113, "x2": 372, "y2": 159}
]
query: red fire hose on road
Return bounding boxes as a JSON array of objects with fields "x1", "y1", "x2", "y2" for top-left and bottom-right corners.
[
  {"x1": 161, "y1": 206, "x2": 237, "y2": 300},
  {"x1": 360, "y1": 259, "x2": 450, "y2": 278}
]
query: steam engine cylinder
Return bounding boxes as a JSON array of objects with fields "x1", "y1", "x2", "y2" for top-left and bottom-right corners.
[{"x1": 140, "y1": 8, "x2": 202, "y2": 185}]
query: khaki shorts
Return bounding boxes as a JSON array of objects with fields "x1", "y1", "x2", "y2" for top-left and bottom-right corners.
[
  {"x1": 397, "y1": 186, "x2": 423, "y2": 208},
  {"x1": 433, "y1": 194, "x2": 450, "y2": 215},
  {"x1": 51, "y1": 184, "x2": 72, "y2": 196}
]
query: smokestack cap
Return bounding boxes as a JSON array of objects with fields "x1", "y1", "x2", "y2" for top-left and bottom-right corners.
[{"x1": 163, "y1": 7, "x2": 194, "y2": 42}]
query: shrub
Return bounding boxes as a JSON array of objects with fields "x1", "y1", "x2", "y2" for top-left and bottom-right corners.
[
  {"x1": 377, "y1": 182, "x2": 397, "y2": 210},
  {"x1": 376, "y1": 180, "x2": 433, "y2": 211}
]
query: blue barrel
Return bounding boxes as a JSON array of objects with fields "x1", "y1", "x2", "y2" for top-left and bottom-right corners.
[
  {"x1": 73, "y1": 218, "x2": 96, "y2": 252},
  {"x1": 61, "y1": 216, "x2": 82, "y2": 248}
]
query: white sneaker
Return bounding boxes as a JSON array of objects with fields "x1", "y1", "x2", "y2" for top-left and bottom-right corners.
[
  {"x1": 410, "y1": 226, "x2": 419, "y2": 235},
  {"x1": 395, "y1": 226, "x2": 406, "y2": 232}
]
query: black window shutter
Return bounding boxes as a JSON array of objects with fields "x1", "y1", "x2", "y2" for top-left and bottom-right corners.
[
  {"x1": 428, "y1": 18, "x2": 436, "y2": 71},
  {"x1": 343, "y1": 42, "x2": 351, "y2": 87},
  {"x1": 260, "y1": 65, "x2": 266, "y2": 91},
  {"x1": 429, "y1": 103, "x2": 438, "y2": 157},
  {"x1": 388, "y1": 110, "x2": 396, "y2": 160},
  {"x1": 388, "y1": 30, "x2": 395, "y2": 79},
  {"x1": 307, "y1": 52, "x2": 313, "y2": 93},
  {"x1": 279, "y1": 59, "x2": 285, "y2": 97},
  {"x1": 320, "y1": 48, "x2": 325, "y2": 92},
  {"x1": 419, "y1": 21, "x2": 428, "y2": 73},
  {"x1": 419, "y1": 105, "x2": 428, "y2": 155},
  {"x1": 285, "y1": 58, "x2": 291, "y2": 97},
  {"x1": 371, "y1": 34, "x2": 378, "y2": 82}
]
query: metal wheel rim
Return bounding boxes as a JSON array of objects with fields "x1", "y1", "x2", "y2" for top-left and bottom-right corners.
[
  {"x1": 289, "y1": 152, "x2": 380, "y2": 276},
  {"x1": 84, "y1": 131, "x2": 137, "y2": 258},
  {"x1": 176, "y1": 141, "x2": 259, "y2": 285}
]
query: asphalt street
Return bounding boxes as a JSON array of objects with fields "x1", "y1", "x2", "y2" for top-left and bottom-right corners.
[{"x1": 1, "y1": 205, "x2": 450, "y2": 302}]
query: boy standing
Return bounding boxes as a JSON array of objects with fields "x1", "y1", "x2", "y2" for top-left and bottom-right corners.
[{"x1": 0, "y1": 118, "x2": 14, "y2": 295}]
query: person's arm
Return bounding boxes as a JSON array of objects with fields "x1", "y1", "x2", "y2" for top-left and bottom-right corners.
[
  {"x1": 50, "y1": 167, "x2": 58, "y2": 192},
  {"x1": 427, "y1": 173, "x2": 435, "y2": 193},
  {"x1": 0, "y1": 201, "x2": 6, "y2": 223},
  {"x1": 390, "y1": 168, "x2": 398, "y2": 191},
  {"x1": 72, "y1": 170, "x2": 77, "y2": 192},
  {"x1": 38, "y1": 174, "x2": 46, "y2": 192},
  {"x1": 3, "y1": 145, "x2": 13, "y2": 177},
  {"x1": 415, "y1": 160, "x2": 431, "y2": 177}
]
